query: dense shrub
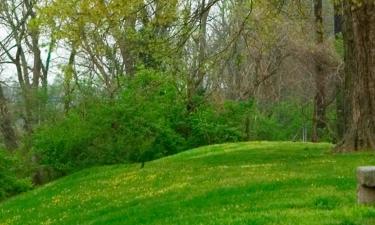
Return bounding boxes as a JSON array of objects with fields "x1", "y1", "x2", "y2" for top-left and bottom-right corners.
[
  {"x1": 186, "y1": 100, "x2": 253, "y2": 147},
  {"x1": 249, "y1": 101, "x2": 313, "y2": 141},
  {"x1": 31, "y1": 69, "x2": 333, "y2": 178},
  {"x1": 0, "y1": 150, "x2": 31, "y2": 201},
  {"x1": 33, "y1": 70, "x2": 186, "y2": 174}
]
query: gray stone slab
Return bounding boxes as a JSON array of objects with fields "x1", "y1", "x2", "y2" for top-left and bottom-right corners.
[
  {"x1": 358, "y1": 185, "x2": 375, "y2": 204},
  {"x1": 357, "y1": 166, "x2": 375, "y2": 187}
]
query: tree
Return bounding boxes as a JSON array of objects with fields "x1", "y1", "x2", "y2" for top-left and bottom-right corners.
[
  {"x1": 337, "y1": 1, "x2": 375, "y2": 151},
  {"x1": 0, "y1": 0, "x2": 53, "y2": 133},
  {"x1": 0, "y1": 82, "x2": 18, "y2": 151},
  {"x1": 334, "y1": 1, "x2": 346, "y2": 140},
  {"x1": 311, "y1": 0, "x2": 327, "y2": 142},
  {"x1": 186, "y1": 0, "x2": 212, "y2": 111},
  {"x1": 38, "y1": 0, "x2": 179, "y2": 98}
]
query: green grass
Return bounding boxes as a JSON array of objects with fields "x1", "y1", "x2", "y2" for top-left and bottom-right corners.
[{"x1": 1, "y1": 142, "x2": 375, "y2": 225}]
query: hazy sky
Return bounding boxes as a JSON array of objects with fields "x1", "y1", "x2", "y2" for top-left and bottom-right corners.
[{"x1": 0, "y1": 26, "x2": 68, "y2": 85}]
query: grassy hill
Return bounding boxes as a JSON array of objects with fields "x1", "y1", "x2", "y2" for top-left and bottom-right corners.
[{"x1": 1, "y1": 142, "x2": 375, "y2": 225}]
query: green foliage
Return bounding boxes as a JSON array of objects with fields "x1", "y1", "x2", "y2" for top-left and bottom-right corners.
[
  {"x1": 32, "y1": 67, "x2": 330, "y2": 177},
  {"x1": 2, "y1": 142, "x2": 375, "y2": 224},
  {"x1": 32, "y1": 69, "x2": 185, "y2": 174},
  {"x1": 335, "y1": 33, "x2": 344, "y2": 58},
  {"x1": 0, "y1": 150, "x2": 32, "y2": 201},
  {"x1": 249, "y1": 101, "x2": 313, "y2": 141},
  {"x1": 186, "y1": 100, "x2": 253, "y2": 147}
]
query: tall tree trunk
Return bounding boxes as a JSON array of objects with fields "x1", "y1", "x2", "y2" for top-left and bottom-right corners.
[
  {"x1": 64, "y1": 47, "x2": 76, "y2": 115},
  {"x1": 336, "y1": 1, "x2": 375, "y2": 151},
  {"x1": 0, "y1": 83, "x2": 18, "y2": 151},
  {"x1": 15, "y1": 46, "x2": 33, "y2": 133},
  {"x1": 187, "y1": 0, "x2": 210, "y2": 112},
  {"x1": 119, "y1": 18, "x2": 136, "y2": 78},
  {"x1": 334, "y1": 2, "x2": 346, "y2": 140},
  {"x1": 312, "y1": 0, "x2": 327, "y2": 142}
]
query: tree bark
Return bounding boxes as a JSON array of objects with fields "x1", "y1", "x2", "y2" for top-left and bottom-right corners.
[
  {"x1": 336, "y1": 1, "x2": 375, "y2": 151},
  {"x1": 0, "y1": 83, "x2": 18, "y2": 151},
  {"x1": 334, "y1": 2, "x2": 346, "y2": 140},
  {"x1": 312, "y1": 0, "x2": 327, "y2": 142},
  {"x1": 187, "y1": 0, "x2": 210, "y2": 112},
  {"x1": 64, "y1": 47, "x2": 76, "y2": 115}
]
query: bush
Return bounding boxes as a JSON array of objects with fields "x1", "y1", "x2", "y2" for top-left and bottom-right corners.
[
  {"x1": 249, "y1": 101, "x2": 312, "y2": 141},
  {"x1": 248, "y1": 101, "x2": 334, "y2": 142},
  {"x1": 32, "y1": 69, "x2": 185, "y2": 174},
  {"x1": 31, "y1": 69, "x2": 333, "y2": 179},
  {"x1": 0, "y1": 150, "x2": 31, "y2": 201},
  {"x1": 186, "y1": 100, "x2": 253, "y2": 147}
]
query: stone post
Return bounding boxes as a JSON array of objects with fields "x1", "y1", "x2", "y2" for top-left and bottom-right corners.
[{"x1": 357, "y1": 166, "x2": 375, "y2": 204}]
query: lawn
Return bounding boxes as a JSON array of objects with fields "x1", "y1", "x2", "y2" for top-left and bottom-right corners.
[{"x1": 1, "y1": 142, "x2": 375, "y2": 225}]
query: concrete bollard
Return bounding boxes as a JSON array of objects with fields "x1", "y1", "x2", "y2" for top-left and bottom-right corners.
[{"x1": 357, "y1": 166, "x2": 375, "y2": 204}]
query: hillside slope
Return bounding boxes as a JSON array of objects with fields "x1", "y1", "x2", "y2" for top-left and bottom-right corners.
[{"x1": 1, "y1": 142, "x2": 375, "y2": 225}]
